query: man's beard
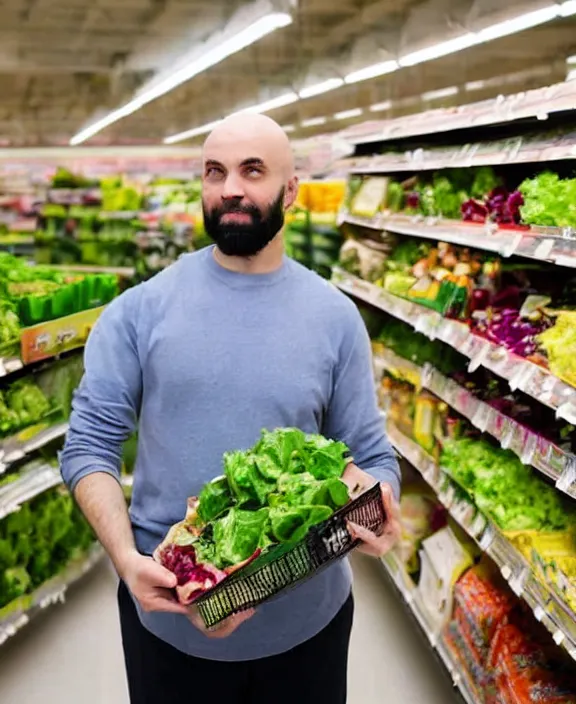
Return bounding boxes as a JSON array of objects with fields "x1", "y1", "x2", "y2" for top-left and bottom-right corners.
[{"x1": 203, "y1": 188, "x2": 285, "y2": 257}]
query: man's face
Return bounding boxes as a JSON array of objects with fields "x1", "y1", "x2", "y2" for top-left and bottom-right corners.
[{"x1": 201, "y1": 138, "x2": 296, "y2": 257}]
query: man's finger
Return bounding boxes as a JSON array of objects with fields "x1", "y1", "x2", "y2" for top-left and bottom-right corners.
[
  {"x1": 348, "y1": 521, "x2": 379, "y2": 547},
  {"x1": 381, "y1": 484, "x2": 401, "y2": 521}
]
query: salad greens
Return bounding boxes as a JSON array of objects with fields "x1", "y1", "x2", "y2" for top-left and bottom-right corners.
[
  {"x1": 0, "y1": 487, "x2": 94, "y2": 608},
  {"x1": 441, "y1": 437, "x2": 573, "y2": 532},
  {"x1": 155, "y1": 429, "x2": 352, "y2": 596},
  {"x1": 519, "y1": 172, "x2": 576, "y2": 229}
]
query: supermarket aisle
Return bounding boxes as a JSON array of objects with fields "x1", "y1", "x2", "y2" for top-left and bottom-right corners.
[{"x1": 0, "y1": 554, "x2": 459, "y2": 704}]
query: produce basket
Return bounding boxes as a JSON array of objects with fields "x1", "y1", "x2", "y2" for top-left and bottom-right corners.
[{"x1": 195, "y1": 482, "x2": 385, "y2": 628}]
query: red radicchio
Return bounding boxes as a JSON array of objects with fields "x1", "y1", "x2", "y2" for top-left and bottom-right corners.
[
  {"x1": 157, "y1": 544, "x2": 227, "y2": 604},
  {"x1": 461, "y1": 198, "x2": 488, "y2": 223},
  {"x1": 406, "y1": 192, "x2": 420, "y2": 209}
]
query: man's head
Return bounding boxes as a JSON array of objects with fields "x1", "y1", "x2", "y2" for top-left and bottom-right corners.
[{"x1": 201, "y1": 113, "x2": 298, "y2": 257}]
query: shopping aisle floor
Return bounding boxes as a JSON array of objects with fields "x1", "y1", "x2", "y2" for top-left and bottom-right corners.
[{"x1": 0, "y1": 554, "x2": 460, "y2": 704}]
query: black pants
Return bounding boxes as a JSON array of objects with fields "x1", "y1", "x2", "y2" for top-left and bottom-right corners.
[{"x1": 118, "y1": 581, "x2": 354, "y2": 704}]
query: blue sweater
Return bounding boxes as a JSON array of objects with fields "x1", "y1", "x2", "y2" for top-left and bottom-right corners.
[{"x1": 60, "y1": 246, "x2": 400, "y2": 662}]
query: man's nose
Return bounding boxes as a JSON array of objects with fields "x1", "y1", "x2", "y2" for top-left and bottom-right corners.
[{"x1": 222, "y1": 173, "x2": 245, "y2": 200}]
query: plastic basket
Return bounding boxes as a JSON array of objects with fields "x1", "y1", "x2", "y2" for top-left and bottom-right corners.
[{"x1": 195, "y1": 482, "x2": 386, "y2": 628}]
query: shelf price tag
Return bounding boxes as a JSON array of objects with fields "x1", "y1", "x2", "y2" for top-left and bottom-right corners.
[
  {"x1": 472, "y1": 403, "x2": 492, "y2": 433},
  {"x1": 509, "y1": 363, "x2": 535, "y2": 392},
  {"x1": 533, "y1": 238, "x2": 555, "y2": 261},
  {"x1": 556, "y1": 403, "x2": 576, "y2": 426},
  {"x1": 556, "y1": 457, "x2": 576, "y2": 498},
  {"x1": 534, "y1": 605, "x2": 546, "y2": 623},
  {"x1": 479, "y1": 524, "x2": 496, "y2": 552},
  {"x1": 520, "y1": 432, "x2": 537, "y2": 466},
  {"x1": 500, "y1": 419, "x2": 515, "y2": 450},
  {"x1": 500, "y1": 233, "x2": 523, "y2": 259},
  {"x1": 468, "y1": 341, "x2": 490, "y2": 373},
  {"x1": 509, "y1": 567, "x2": 529, "y2": 597}
]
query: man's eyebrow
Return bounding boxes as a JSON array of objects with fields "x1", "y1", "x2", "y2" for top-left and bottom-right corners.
[
  {"x1": 240, "y1": 157, "x2": 266, "y2": 168},
  {"x1": 204, "y1": 159, "x2": 224, "y2": 168}
]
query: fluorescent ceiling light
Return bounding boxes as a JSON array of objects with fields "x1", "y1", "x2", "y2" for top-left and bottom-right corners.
[
  {"x1": 334, "y1": 108, "x2": 363, "y2": 120},
  {"x1": 399, "y1": 33, "x2": 477, "y2": 67},
  {"x1": 475, "y1": 6, "x2": 558, "y2": 43},
  {"x1": 567, "y1": 69, "x2": 576, "y2": 81},
  {"x1": 560, "y1": 0, "x2": 576, "y2": 16},
  {"x1": 299, "y1": 78, "x2": 344, "y2": 99},
  {"x1": 282, "y1": 124, "x2": 296, "y2": 132},
  {"x1": 164, "y1": 120, "x2": 222, "y2": 145},
  {"x1": 370, "y1": 100, "x2": 392, "y2": 112},
  {"x1": 421, "y1": 85, "x2": 459, "y2": 101},
  {"x1": 465, "y1": 79, "x2": 487, "y2": 91},
  {"x1": 344, "y1": 60, "x2": 398, "y2": 84},
  {"x1": 70, "y1": 11, "x2": 292, "y2": 145},
  {"x1": 301, "y1": 117, "x2": 327, "y2": 127},
  {"x1": 242, "y1": 92, "x2": 299, "y2": 113}
]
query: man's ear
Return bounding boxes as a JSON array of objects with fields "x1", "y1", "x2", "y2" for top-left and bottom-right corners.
[{"x1": 284, "y1": 176, "x2": 299, "y2": 210}]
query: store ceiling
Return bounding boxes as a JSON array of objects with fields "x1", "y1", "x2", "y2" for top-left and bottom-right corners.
[{"x1": 0, "y1": 0, "x2": 575, "y2": 148}]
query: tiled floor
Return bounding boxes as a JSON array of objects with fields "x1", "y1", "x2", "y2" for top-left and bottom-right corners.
[{"x1": 0, "y1": 554, "x2": 460, "y2": 704}]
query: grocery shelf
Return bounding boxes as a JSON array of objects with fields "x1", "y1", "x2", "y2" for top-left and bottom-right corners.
[
  {"x1": 386, "y1": 421, "x2": 576, "y2": 663},
  {"x1": 374, "y1": 348, "x2": 576, "y2": 498},
  {"x1": 49, "y1": 264, "x2": 135, "y2": 277},
  {"x1": 0, "y1": 462, "x2": 62, "y2": 521},
  {"x1": 333, "y1": 268, "x2": 576, "y2": 431},
  {"x1": 380, "y1": 552, "x2": 479, "y2": 704},
  {"x1": 0, "y1": 543, "x2": 105, "y2": 647},
  {"x1": 338, "y1": 211, "x2": 576, "y2": 267},
  {"x1": 0, "y1": 421, "x2": 69, "y2": 474},
  {"x1": 346, "y1": 133, "x2": 576, "y2": 174},
  {"x1": 348, "y1": 80, "x2": 576, "y2": 147}
]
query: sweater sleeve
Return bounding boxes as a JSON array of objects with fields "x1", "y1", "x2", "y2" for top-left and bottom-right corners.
[
  {"x1": 60, "y1": 288, "x2": 143, "y2": 493},
  {"x1": 322, "y1": 306, "x2": 401, "y2": 499}
]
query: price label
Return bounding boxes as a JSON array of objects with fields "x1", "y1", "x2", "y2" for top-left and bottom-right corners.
[
  {"x1": 534, "y1": 605, "x2": 546, "y2": 622},
  {"x1": 473, "y1": 403, "x2": 492, "y2": 433},
  {"x1": 520, "y1": 432, "x2": 537, "y2": 466},
  {"x1": 557, "y1": 403, "x2": 576, "y2": 425},
  {"x1": 500, "y1": 233, "x2": 523, "y2": 258},
  {"x1": 556, "y1": 457, "x2": 576, "y2": 497},
  {"x1": 468, "y1": 341, "x2": 490, "y2": 373},
  {"x1": 553, "y1": 629, "x2": 566, "y2": 647},
  {"x1": 501, "y1": 564, "x2": 512, "y2": 581},
  {"x1": 534, "y1": 238, "x2": 555, "y2": 260},
  {"x1": 509, "y1": 568, "x2": 529, "y2": 597},
  {"x1": 500, "y1": 419, "x2": 515, "y2": 450},
  {"x1": 471, "y1": 512, "x2": 487, "y2": 538},
  {"x1": 480, "y1": 524, "x2": 496, "y2": 551},
  {"x1": 509, "y1": 363, "x2": 535, "y2": 392}
]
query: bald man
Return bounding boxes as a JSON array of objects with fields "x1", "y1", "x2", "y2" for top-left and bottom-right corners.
[{"x1": 61, "y1": 113, "x2": 400, "y2": 704}]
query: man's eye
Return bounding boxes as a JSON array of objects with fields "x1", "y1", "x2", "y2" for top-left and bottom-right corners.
[
  {"x1": 246, "y1": 167, "x2": 262, "y2": 177},
  {"x1": 206, "y1": 167, "x2": 224, "y2": 179}
]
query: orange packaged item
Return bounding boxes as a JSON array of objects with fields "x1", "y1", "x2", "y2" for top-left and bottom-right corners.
[{"x1": 488, "y1": 623, "x2": 576, "y2": 704}]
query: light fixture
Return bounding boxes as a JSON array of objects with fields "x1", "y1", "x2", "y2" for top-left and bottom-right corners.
[
  {"x1": 399, "y1": 33, "x2": 477, "y2": 67},
  {"x1": 282, "y1": 124, "x2": 296, "y2": 132},
  {"x1": 299, "y1": 78, "x2": 344, "y2": 99},
  {"x1": 70, "y1": 11, "x2": 292, "y2": 145},
  {"x1": 334, "y1": 108, "x2": 363, "y2": 120},
  {"x1": 164, "y1": 120, "x2": 222, "y2": 145},
  {"x1": 301, "y1": 116, "x2": 327, "y2": 127},
  {"x1": 475, "y1": 6, "x2": 559, "y2": 43},
  {"x1": 421, "y1": 85, "x2": 459, "y2": 101},
  {"x1": 560, "y1": 0, "x2": 576, "y2": 16},
  {"x1": 370, "y1": 100, "x2": 392, "y2": 112},
  {"x1": 241, "y1": 92, "x2": 299, "y2": 113},
  {"x1": 465, "y1": 79, "x2": 487, "y2": 91},
  {"x1": 344, "y1": 60, "x2": 398, "y2": 84}
]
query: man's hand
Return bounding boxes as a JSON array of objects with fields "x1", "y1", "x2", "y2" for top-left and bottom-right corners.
[
  {"x1": 188, "y1": 607, "x2": 255, "y2": 639},
  {"x1": 119, "y1": 551, "x2": 190, "y2": 616},
  {"x1": 342, "y1": 464, "x2": 401, "y2": 558}
]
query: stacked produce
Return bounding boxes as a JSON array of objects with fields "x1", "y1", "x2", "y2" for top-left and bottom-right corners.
[
  {"x1": 0, "y1": 253, "x2": 118, "y2": 343},
  {"x1": 443, "y1": 563, "x2": 576, "y2": 702},
  {"x1": 0, "y1": 380, "x2": 54, "y2": 437},
  {"x1": 440, "y1": 436, "x2": 573, "y2": 533},
  {"x1": 340, "y1": 231, "x2": 576, "y2": 384},
  {"x1": 285, "y1": 181, "x2": 345, "y2": 277},
  {"x1": 350, "y1": 167, "x2": 576, "y2": 230},
  {"x1": 155, "y1": 428, "x2": 352, "y2": 605},
  {"x1": 0, "y1": 485, "x2": 94, "y2": 609}
]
